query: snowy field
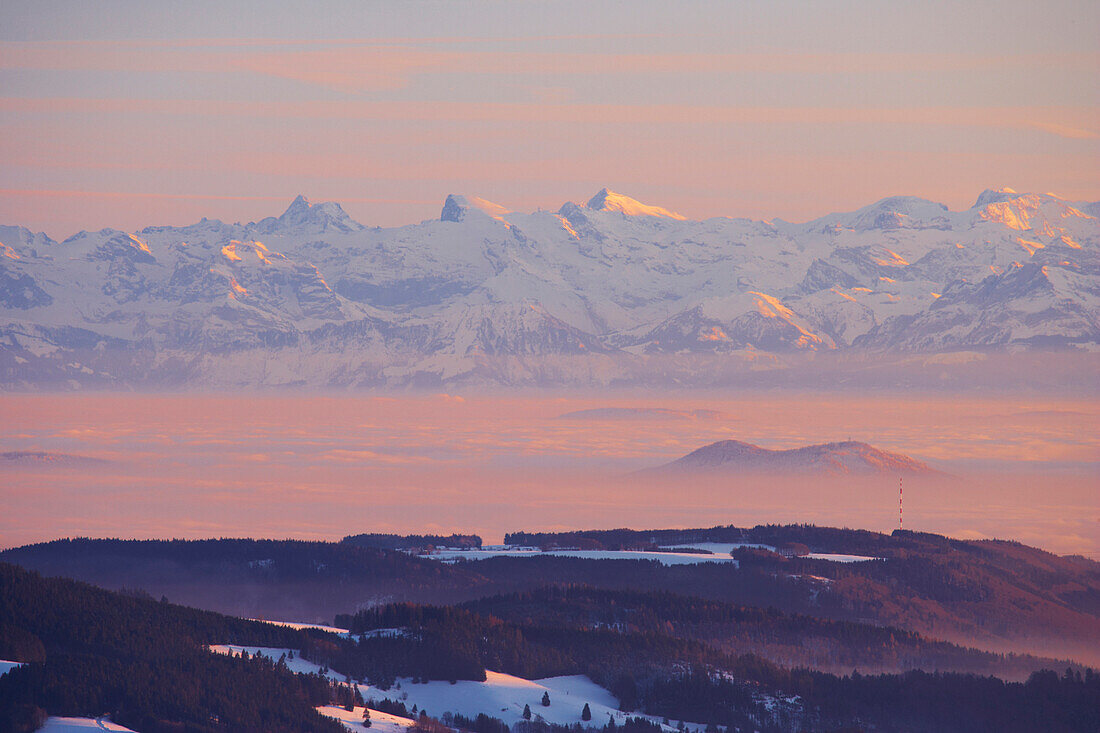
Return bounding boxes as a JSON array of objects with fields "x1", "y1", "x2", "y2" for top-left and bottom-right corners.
[
  {"x1": 358, "y1": 671, "x2": 621, "y2": 728},
  {"x1": 318, "y1": 705, "x2": 415, "y2": 733},
  {"x1": 805, "y1": 553, "x2": 879, "y2": 563},
  {"x1": 211, "y1": 646, "x2": 706, "y2": 732},
  {"x1": 426, "y1": 544, "x2": 877, "y2": 565},
  {"x1": 424, "y1": 547, "x2": 738, "y2": 567},
  {"x1": 37, "y1": 718, "x2": 137, "y2": 732},
  {"x1": 0, "y1": 659, "x2": 23, "y2": 676},
  {"x1": 667, "y1": 542, "x2": 879, "y2": 563},
  {"x1": 360, "y1": 671, "x2": 708, "y2": 732}
]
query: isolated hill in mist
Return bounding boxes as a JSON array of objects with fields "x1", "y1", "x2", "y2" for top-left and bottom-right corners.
[{"x1": 648, "y1": 439, "x2": 937, "y2": 476}]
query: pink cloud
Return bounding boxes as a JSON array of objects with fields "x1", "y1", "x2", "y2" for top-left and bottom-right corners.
[{"x1": 3, "y1": 39, "x2": 1094, "y2": 81}]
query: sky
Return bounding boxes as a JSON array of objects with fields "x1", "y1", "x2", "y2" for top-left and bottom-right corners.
[{"x1": 1, "y1": 0, "x2": 1098, "y2": 238}]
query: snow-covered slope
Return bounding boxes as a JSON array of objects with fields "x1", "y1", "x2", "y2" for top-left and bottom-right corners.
[
  {"x1": 319, "y1": 705, "x2": 414, "y2": 733},
  {"x1": 37, "y1": 718, "x2": 137, "y2": 732},
  {"x1": 211, "y1": 646, "x2": 707, "y2": 732},
  {"x1": 2, "y1": 188, "x2": 1096, "y2": 388},
  {"x1": 359, "y1": 671, "x2": 644, "y2": 729}
]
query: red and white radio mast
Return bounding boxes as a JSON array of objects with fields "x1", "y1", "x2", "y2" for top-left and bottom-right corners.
[{"x1": 899, "y1": 477, "x2": 904, "y2": 530}]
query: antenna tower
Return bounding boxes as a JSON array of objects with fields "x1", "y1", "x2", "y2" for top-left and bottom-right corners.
[{"x1": 899, "y1": 477, "x2": 903, "y2": 531}]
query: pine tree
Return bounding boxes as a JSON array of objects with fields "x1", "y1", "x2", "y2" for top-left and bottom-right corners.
[
  {"x1": 523, "y1": 704, "x2": 532, "y2": 720},
  {"x1": 581, "y1": 703, "x2": 592, "y2": 721},
  {"x1": 362, "y1": 709, "x2": 372, "y2": 728},
  {"x1": 541, "y1": 691, "x2": 550, "y2": 707}
]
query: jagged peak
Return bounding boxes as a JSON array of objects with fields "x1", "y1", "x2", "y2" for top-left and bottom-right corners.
[
  {"x1": 440, "y1": 194, "x2": 512, "y2": 223},
  {"x1": 259, "y1": 195, "x2": 362, "y2": 233},
  {"x1": 281, "y1": 195, "x2": 349, "y2": 221},
  {"x1": 585, "y1": 188, "x2": 687, "y2": 220},
  {"x1": 285, "y1": 193, "x2": 310, "y2": 211},
  {"x1": 557, "y1": 201, "x2": 584, "y2": 218}
]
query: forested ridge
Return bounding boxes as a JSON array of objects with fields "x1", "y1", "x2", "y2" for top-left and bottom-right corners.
[
  {"x1": 328, "y1": 599, "x2": 1099, "y2": 732},
  {"x1": 495, "y1": 525, "x2": 1100, "y2": 661},
  {"x1": 2, "y1": 556, "x2": 1098, "y2": 732},
  {"x1": 457, "y1": 586, "x2": 1077, "y2": 678},
  {"x1": 3, "y1": 528, "x2": 1098, "y2": 668},
  {"x1": 0, "y1": 562, "x2": 348, "y2": 732},
  {"x1": 0, "y1": 537, "x2": 487, "y2": 623},
  {"x1": 341, "y1": 533, "x2": 483, "y2": 551}
]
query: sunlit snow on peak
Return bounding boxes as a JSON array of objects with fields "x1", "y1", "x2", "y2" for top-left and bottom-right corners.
[
  {"x1": 440, "y1": 194, "x2": 513, "y2": 225},
  {"x1": 586, "y1": 188, "x2": 687, "y2": 220},
  {"x1": 126, "y1": 234, "x2": 152, "y2": 254}
]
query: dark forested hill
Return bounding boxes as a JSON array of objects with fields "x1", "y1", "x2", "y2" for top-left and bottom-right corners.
[
  {"x1": 3, "y1": 527, "x2": 1098, "y2": 668},
  {"x1": 496, "y1": 525, "x2": 1100, "y2": 665},
  {"x1": 458, "y1": 586, "x2": 1076, "y2": 680},
  {"x1": 330, "y1": 600, "x2": 1100, "y2": 733},
  {"x1": 0, "y1": 562, "x2": 351, "y2": 732},
  {"x1": 2, "y1": 555, "x2": 1098, "y2": 733},
  {"x1": 0, "y1": 538, "x2": 487, "y2": 622},
  {"x1": 341, "y1": 533, "x2": 483, "y2": 551}
]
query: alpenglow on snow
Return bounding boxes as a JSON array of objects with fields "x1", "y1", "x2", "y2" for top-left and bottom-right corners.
[{"x1": 1, "y1": 188, "x2": 1097, "y2": 388}]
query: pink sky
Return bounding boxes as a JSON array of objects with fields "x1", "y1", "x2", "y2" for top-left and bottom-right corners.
[
  {"x1": 2, "y1": 393, "x2": 1097, "y2": 556},
  {"x1": 0, "y1": 1, "x2": 1097, "y2": 237}
]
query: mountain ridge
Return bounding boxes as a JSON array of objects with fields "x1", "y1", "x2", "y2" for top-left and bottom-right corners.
[{"x1": 1, "y1": 187, "x2": 1096, "y2": 388}]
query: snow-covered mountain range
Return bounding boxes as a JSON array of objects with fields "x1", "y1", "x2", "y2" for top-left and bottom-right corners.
[
  {"x1": 647, "y1": 439, "x2": 936, "y2": 476},
  {"x1": 1, "y1": 187, "x2": 1097, "y2": 388}
]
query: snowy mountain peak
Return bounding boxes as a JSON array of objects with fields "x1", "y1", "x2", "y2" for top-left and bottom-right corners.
[
  {"x1": 254, "y1": 195, "x2": 363, "y2": 234},
  {"x1": 2, "y1": 185, "x2": 1097, "y2": 389},
  {"x1": 972, "y1": 190, "x2": 1095, "y2": 232},
  {"x1": 284, "y1": 194, "x2": 311, "y2": 214},
  {"x1": 585, "y1": 189, "x2": 687, "y2": 220},
  {"x1": 441, "y1": 194, "x2": 512, "y2": 223},
  {"x1": 824, "y1": 196, "x2": 950, "y2": 231},
  {"x1": 974, "y1": 188, "x2": 1020, "y2": 208}
]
